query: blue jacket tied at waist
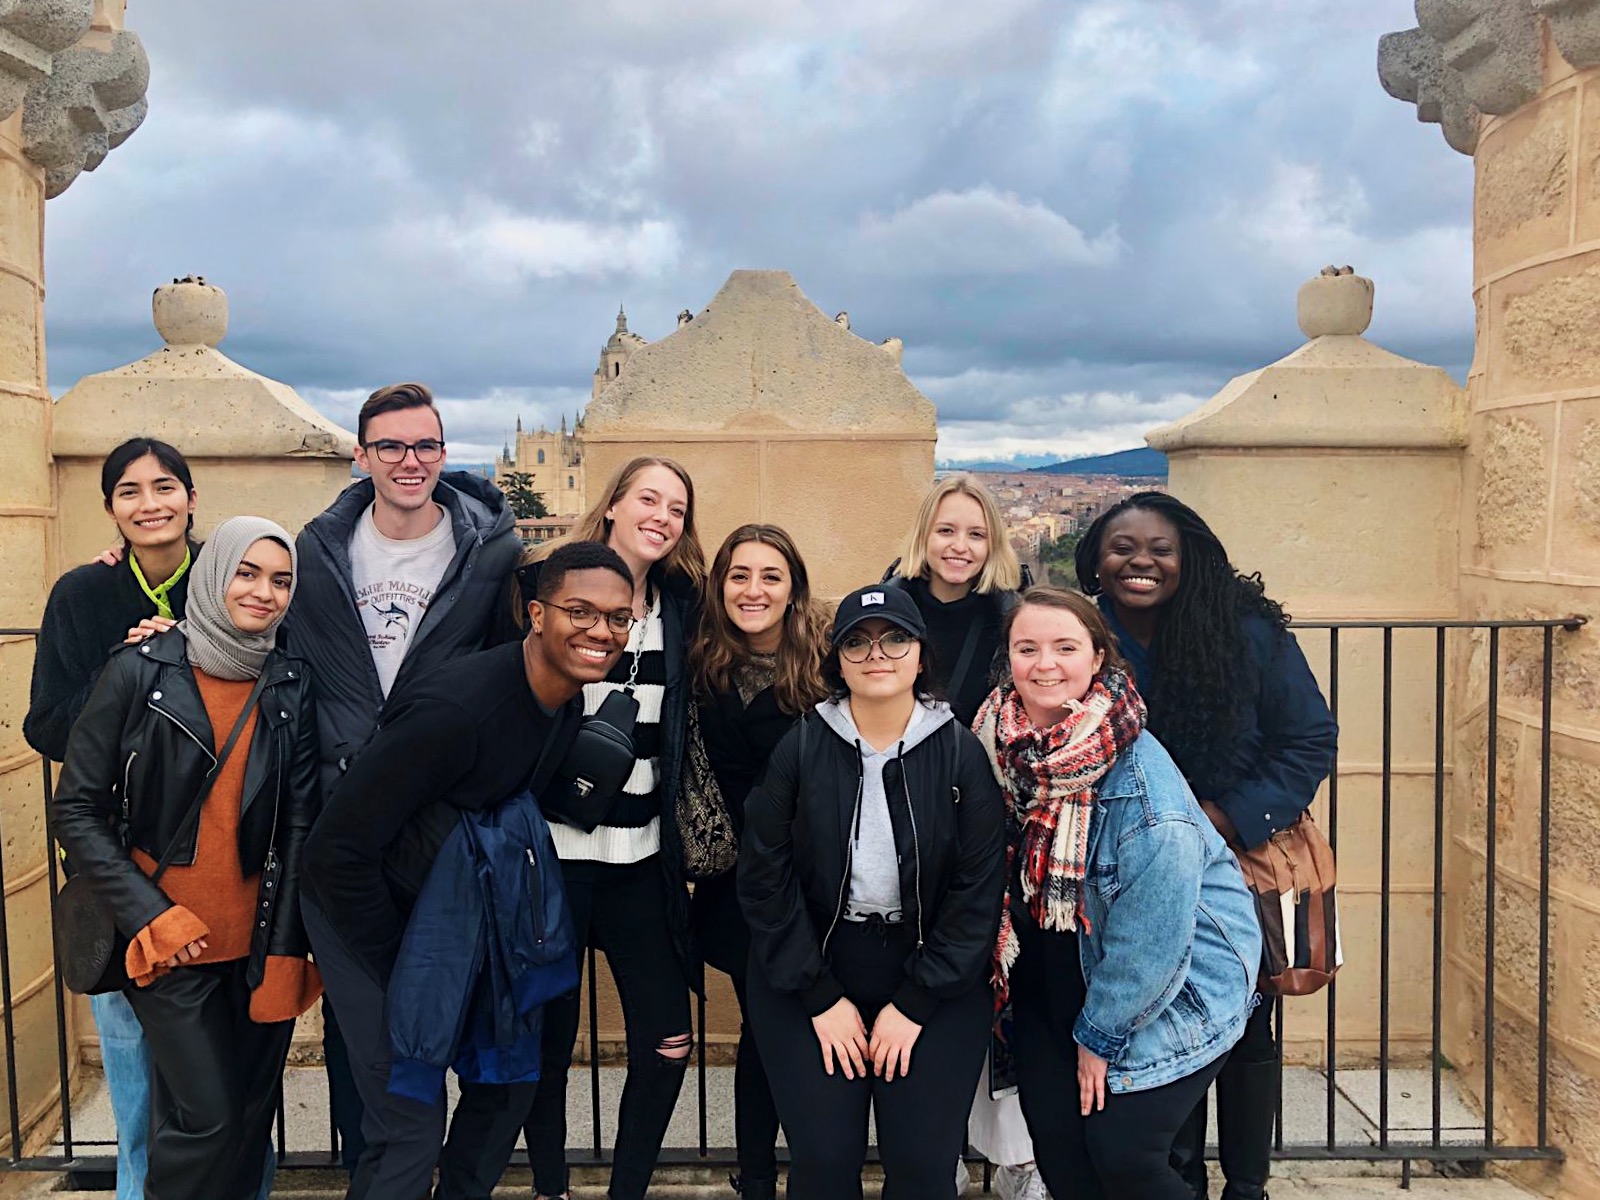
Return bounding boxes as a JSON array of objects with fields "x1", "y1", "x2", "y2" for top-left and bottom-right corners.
[{"x1": 386, "y1": 790, "x2": 579, "y2": 1102}]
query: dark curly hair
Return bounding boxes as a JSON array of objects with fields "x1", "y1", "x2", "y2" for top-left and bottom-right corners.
[{"x1": 1074, "y1": 492, "x2": 1287, "y2": 790}]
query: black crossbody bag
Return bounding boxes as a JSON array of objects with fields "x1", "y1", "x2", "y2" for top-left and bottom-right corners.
[{"x1": 55, "y1": 672, "x2": 269, "y2": 996}]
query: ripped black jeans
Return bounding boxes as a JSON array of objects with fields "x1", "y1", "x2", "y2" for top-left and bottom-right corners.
[{"x1": 523, "y1": 855, "x2": 691, "y2": 1200}]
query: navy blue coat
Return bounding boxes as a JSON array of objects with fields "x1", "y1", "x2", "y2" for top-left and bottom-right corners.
[
  {"x1": 386, "y1": 790, "x2": 578, "y2": 1103},
  {"x1": 1100, "y1": 598, "x2": 1338, "y2": 851}
]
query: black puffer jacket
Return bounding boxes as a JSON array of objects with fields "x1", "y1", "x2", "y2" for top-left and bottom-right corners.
[
  {"x1": 285, "y1": 472, "x2": 520, "y2": 798},
  {"x1": 51, "y1": 629, "x2": 320, "y2": 977},
  {"x1": 738, "y1": 706, "x2": 1005, "y2": 1024}
]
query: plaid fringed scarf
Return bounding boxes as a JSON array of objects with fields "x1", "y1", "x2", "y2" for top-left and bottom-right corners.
[{"x1": 974, "y1": 668, "x2": 1147, "y2": 1007}]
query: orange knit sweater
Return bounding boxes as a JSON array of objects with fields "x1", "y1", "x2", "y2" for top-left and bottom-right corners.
[{"x1": 126, "y1": 669, "x2": 321, "y2": 1022}]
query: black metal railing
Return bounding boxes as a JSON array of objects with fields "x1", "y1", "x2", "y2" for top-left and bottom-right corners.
[{"x1": 0, "y1": 616, "x2": 1585, "y2": 1189}]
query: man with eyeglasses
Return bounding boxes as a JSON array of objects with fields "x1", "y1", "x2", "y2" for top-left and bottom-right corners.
[
  {"x1": 303, "y1": 541, "x2": 635, "y2": 1200},
  {"x1": 286, "y1": 382, "x2": 521, "y2": 1187}
]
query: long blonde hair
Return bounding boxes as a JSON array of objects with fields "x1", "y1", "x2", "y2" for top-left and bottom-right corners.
[
  {"x1": 894, "y1": 473, "x2": 1022, "y2": 594},
  {"x1": 694, "y1": 524, "x2": 830, "y2": 715},
  {"x1": 524, "y1": 455, "x2": 707, "y2": 590}
]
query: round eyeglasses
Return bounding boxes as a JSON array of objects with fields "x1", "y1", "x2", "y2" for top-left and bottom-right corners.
[
  {"x1": 838, "y1": 629, "x2": 918, "y2": 663},
  {"x1": 364, "y1": 438, "x2": 445, "y2": 465},
  {"x1": 544, "y1": 601, "x2": 636, "y2": 635}
]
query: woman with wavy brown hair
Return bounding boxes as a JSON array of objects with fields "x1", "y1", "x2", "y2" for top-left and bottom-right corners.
[{"x1": 690, "y1": 524, "x2": 830, "y2": 1199}]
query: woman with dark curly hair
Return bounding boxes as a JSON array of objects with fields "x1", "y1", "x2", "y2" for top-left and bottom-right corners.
[{"x1": 1074, "y1": 492, "x2": 1338, "y2": 1200}]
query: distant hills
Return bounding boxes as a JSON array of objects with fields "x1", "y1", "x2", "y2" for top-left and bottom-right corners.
[
  {"x1": 1030, "y1": 447, "x2": 1167, "y2": 477},
  {"x1": 939, "y1": 446, "x2": 1167, "y2": 478}
]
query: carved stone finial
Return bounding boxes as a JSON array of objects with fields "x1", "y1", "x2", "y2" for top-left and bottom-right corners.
[
  {"x1": 1415, "y1": 0, "x2": 1541, "y2": 115},
  {"x1": 1378, "y1": 27, "x2": 1482, "y2": 154},
  {"x1": 1375, "y1": 0, "x2": 1600, "y2": 155},
  {"x1": 616, "y1": 305, "x2": 628, "y2": 334},
  {"x1": 153, "y1": 276, "x2": 227, "y2": 347},
  {"x1": 1298, "y1": 268, "x2": 1374, "y2": 339}
]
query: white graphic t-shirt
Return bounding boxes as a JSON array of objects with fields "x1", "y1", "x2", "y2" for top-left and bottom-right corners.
[{"x1": 348, "y1": 503, "x2": 456, "y2": 697}]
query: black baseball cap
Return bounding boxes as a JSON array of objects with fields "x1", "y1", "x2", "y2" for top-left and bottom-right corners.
[{"x1": 830, "y1": 584, "x2": 927, "y2": 644}]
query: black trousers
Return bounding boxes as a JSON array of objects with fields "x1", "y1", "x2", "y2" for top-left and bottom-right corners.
[
  {"x1": 748, "y1": 920, "x2": 992, "y2": 1200},
  {"x1": 693, "y1": 870, "x2": 780, "y2": 1187},
  {"x1": 303, "y1": 896, "x2": 445, "y2": 1200},
  {"x1": 322, "y1": 997, "x2": 367, "y2": 1174},
  {"x1": 1009, "y1": 902, "x2": 1231, "y2": 1200},
  {"x1": 123, "y1": 960, "x2": 293, "y2": 1200},
  {"x1": 439, "y1": 856, "x2": 691, "y2": 1200}
]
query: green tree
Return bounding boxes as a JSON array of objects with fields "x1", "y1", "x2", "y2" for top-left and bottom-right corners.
[
  {"x1": 1038, "y1": 529, "x2": 1083, "y2": 589},
  {"x1": 497, "y1": 471, "x2": 549, "y2": 520}
]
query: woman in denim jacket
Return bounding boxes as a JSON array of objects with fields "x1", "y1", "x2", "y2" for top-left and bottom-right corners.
[{"x1": 974, "y1": 588, "x2": 1260, "y2": 1200}]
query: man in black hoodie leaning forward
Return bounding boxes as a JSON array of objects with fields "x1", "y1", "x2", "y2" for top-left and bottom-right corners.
[
  {"x1": 302, "y1": 540, "x2": 635, "y2": 1200},
  {"x1": 283, "y1": 382, "x2": 522, "y2": 1173}
]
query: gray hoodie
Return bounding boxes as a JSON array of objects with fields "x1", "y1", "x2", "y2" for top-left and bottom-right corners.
[{"x1": 816, "y1": 697, "x2": 955, "y2": 923}]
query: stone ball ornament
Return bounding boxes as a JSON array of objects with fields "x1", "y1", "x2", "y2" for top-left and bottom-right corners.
[
  {"x1": 153, "y1": 276, "x2": 229, "y2": 347},
  {"x1": 1297, "y1": 266, "x2": 1374, "y2": 339}
]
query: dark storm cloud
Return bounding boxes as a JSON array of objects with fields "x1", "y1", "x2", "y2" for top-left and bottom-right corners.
[{"x1": 44, "y1": 1, "x2": 1471, "y2": 463}]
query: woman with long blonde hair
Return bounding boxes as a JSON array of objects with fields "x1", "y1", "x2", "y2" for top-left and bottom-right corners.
[
  {"x1": 888, "y1": 474, "x2": 1025, "y2": 726},
  {"x1": 889, "y1": 474, "x2": 1037, "y2": 1197},
  {"x1": 690, "y1": 524, "x2": 830, "y2": 1199}
]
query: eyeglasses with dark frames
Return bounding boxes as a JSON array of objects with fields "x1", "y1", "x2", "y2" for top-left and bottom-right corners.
[
  {"x1": 838, "y1": 629, "x2": 918, "y2": 663},
  {"x1": 543, "y1": 601, "x2": 636, "y2": 635},
  {"x1": 364, "y1": 438, "x2": 445, "y2": 465}
]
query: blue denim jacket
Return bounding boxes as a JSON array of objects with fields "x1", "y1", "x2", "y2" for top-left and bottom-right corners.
[{"x1": 1074, "y1": 731, "x2": 1262, "y2": 1093}]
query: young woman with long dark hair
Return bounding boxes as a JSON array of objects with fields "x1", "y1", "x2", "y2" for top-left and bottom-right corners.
[
  {"x1": 739, "y1": 583, "x2": 1005, "y2": 1200},
  {"x1": 1074, "y1": 494, "x2": 1338, "y2": 1200},
  {"x1": 690, "y1": 524, "x2": 830, "y2": 1199},
  {"x1": 51, "y1": 517, "x2": 322, "y2": 1200},
  {"x1": 26, "y1": 438, "x2": 207, "y2": 1200},
  {"x1": 975, "y1": 587, "x2": 1261, "y2": 1200}
]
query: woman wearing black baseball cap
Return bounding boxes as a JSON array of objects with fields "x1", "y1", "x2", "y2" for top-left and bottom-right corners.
[{"x1": 738, "y1": 584, "x2": 1006, "y2": 1200}]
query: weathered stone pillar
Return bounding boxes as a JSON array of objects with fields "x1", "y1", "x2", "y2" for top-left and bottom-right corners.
[
  {"x1": 0, "y1": 0, "x2": 149, "y2": 1154},
  {"x1": 581, "y1": 270, "x2": 936, "y2": 599},
  {"x1": 1147, "y1": 269, "x2": 1467, "y2": 1063},
  {"x1": 1381, "y1": 7, "x2": 1600, "y2": 1192},
  {"x1": 51, "y1": 276, "x2": 356, "y2": 565}
]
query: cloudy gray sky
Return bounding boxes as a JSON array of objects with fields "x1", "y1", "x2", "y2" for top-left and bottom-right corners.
[{"x1": 45, "y1": 1, "x2": 1470, "y2": 465}]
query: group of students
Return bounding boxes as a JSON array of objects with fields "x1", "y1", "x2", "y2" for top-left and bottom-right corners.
[{"x1": 25, "y1": 380, "x2": 1338, "y2": 1200}]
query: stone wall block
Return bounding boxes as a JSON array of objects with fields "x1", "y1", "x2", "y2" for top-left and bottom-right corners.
[
  {"x1": 0, "y1": 392, "x2": 47, "y2": 507},
  {"x1": 1573, "y1": 75, "x2": 1600, "y2": 241},
  {"x1": 1552, "y1": 400, "x2": 1600, "y2": 575},
  {"x1": 1466, "y1": 409, "x2": 1554, "y2": 570},
  {"x1": 1165, "y1": 454, "x2": 1462, "y2": 617},
  {"x1": 0, "y1": 267, "x2": 40, "y2": 389},
  {"x1": 0, "y1": 753, "x2": 46, "y2": 894},
  {"x1": 0, "y1": 155, "x2": 42, "y2": 279},
  {"x1": 1476, "y1": 85, "x2": 1575, "y2": 275},
  {"x1": 1457, "y1": 856, "x2": 1550, "y2": 1010},
  {"x1": 0, "y1": 515, "x2": 46, "y2": 630},
  {"x1": 1550, "y1": 741, "x2": 1600, "y2": 895},
  {"x1": 1489, "y1": 248, "x2": 1600, "y2": 395}
]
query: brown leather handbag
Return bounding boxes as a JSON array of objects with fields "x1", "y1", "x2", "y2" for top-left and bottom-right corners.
[{"x1": 1231, "y1": 812, "x2": 1341, "y2": 997}]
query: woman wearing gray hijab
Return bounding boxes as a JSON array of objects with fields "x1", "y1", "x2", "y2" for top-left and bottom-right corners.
[{"x1": 53, "y1": 517, "x2": 324, "y2": 1200}]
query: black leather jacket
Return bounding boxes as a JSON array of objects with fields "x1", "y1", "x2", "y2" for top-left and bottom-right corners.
[
  {"x1": 51, "y1": 628, "x2": 320, "y2": 978},
  {"x1": 737, "y1": 708, "x2": 1005, "y2": 1024}
]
